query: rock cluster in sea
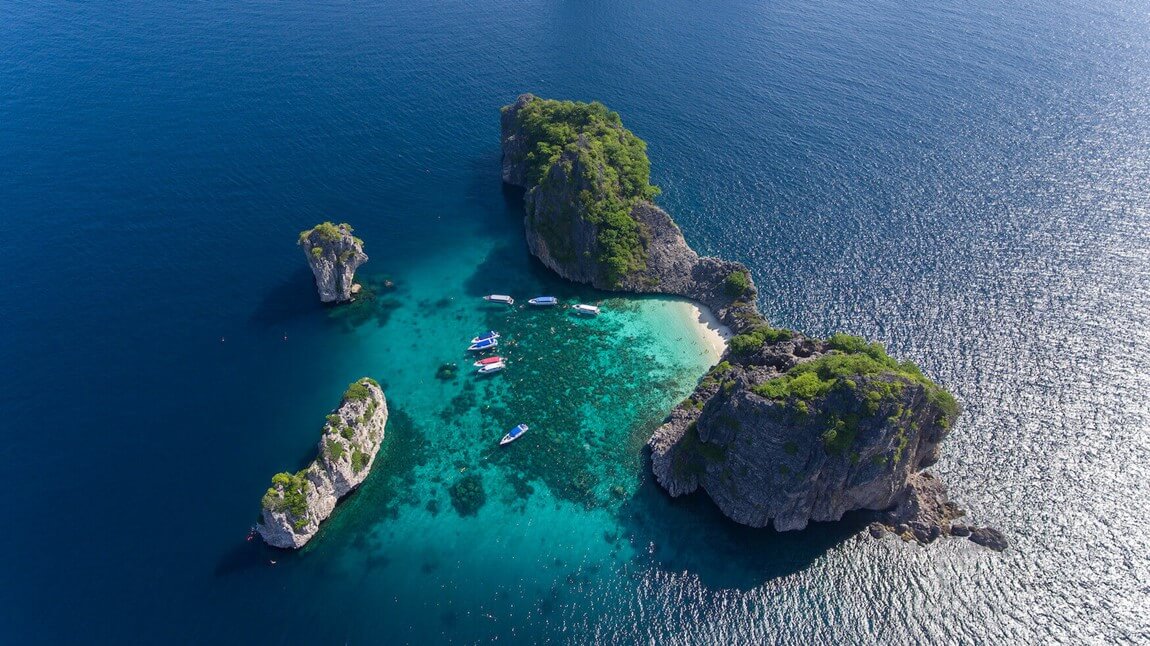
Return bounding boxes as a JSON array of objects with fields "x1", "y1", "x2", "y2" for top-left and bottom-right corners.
[
  {"x1": 500, "y1": 93, "x2": 1006, "y2": 550},
  {"x1": 299, "y1": 221, "x2": 368, "y2": 303},
  {"x1": 258, "y1": 378, "x2": 388, "y2": 548}
]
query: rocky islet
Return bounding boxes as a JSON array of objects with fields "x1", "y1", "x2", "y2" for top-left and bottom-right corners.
[
  {"x1": 299, "y1": 221, "x2": 368, "y2": 303},
  {"x1": 258, "y1": 378, "x2": 389, "y2": 548}
]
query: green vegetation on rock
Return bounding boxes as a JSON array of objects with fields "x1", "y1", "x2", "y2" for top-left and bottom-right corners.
[
  {"x1": 749, "y1": 334, "x2": 958, "y2": 455},
  {"x1": 299, "y1": 221, "x2": 353, "y2": 244},
  {"x1": 326, "y1": 438, "x2": 346, "y2": 462},
  {"x1": 343, "y1": 379, "x2": 373, "y2": 402},
  {"x1": 723, "y1": 269, "x2": 753, "y2": 298},
  {"x1": 262, "y1": 470, "x2": 311, "y2": 531},
  {"x1": 729, "y1": 324, "x2": 793, "y2": 356},
  {"x1": 351, "y1": 447, "x2": 369, "y2": 474},
  {"x1": 510, "y1": 98, "x2": 660, "y2": 286}
]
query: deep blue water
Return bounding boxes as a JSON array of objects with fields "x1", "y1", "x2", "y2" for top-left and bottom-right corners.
[{"x1": 3, "y1": 0, "x2": 1149, "y2": 643}]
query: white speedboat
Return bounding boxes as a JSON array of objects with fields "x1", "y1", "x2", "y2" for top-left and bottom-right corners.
[
  {"x1": 477, "y1": 361, "x2": 506, "y2": 375},
  {"x1": 572, "y1": 304, "x2": 600, "y2": 316},
  {"x1": 483, "y1": 294, "x2": 514, "y2": 305},
  {"x1": 500, "y1": 423, "x2": 528, "y2": 445},
  {"x1": 528, "y1": 296, "x2": 558, "y2": 306}
]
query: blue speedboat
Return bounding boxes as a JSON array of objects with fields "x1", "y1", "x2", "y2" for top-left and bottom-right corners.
[
  {"x1": 527, "y1": 296, "x2": 558, "y2": 306},
  {"x1": 470, "y1": 330, "x2": 500, "y2": 344},
  {"x1": 500, "y1": 423, "x2": 528, "y2": 445},
  {"x1": 468, "y1": 337, "x2": 498, "y2": 351}
]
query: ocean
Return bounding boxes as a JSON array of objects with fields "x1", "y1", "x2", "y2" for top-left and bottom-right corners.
[{"x1": 1, "y1": 0, "x2": 1147, "y2": 642}]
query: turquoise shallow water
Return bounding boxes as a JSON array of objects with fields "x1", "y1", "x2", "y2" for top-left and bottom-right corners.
[{"x1": 2, "y1": 0, "x2": 1149, "y2": 642}]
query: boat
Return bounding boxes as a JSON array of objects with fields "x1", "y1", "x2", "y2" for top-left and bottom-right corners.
[
  {"x1": 467, "y1": 337, "x2": 499, "y2": 351},
  {"x1": 527, "y1": 296, "x2": 559, "y2": 306},
  {"x1": 500, "y1": 423, "x2": 529, "y2": 445},
  {"x1": 470, "y1": 330, "x2": 500, "y2": 343},
  {"x1": 572, "y1": 304, "x2": 601, "y2": 316},
  {"x1": 477, "y1": 361, "x2": 506, "y2": 375},
  {"x1": 474, "y1": 356, "x2": 505, "y2": 367},
  {"x1": 483, "y1": 294, "x2": 514, "y2": 305}
]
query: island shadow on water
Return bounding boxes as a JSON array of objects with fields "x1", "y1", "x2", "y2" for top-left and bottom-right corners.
[
  {"x1": 617, "y1": 452, "x2": 868, "y2": 591},
  {"x1": 249, "y1": 267, "x2": 322, "y2": 328},
  {"x1": 249, "y1": 268, "x2": 403, "y2": 333}
]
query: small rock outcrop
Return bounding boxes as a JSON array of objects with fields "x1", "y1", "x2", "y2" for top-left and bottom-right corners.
[
  {"x1": 500, "y1": 94, "x2": 759, "y2": 333},
  {"x1": 258, "y1": 378, "x2": 388, "y2": 548},
  {"x1": 299, "y1": 222, "x2": 367, "y2": 303}
]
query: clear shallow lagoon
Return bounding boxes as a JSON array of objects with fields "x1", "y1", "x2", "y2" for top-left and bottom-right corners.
[{"x1": 2, "y1": 0, "x2": 1148, "y2": 642}]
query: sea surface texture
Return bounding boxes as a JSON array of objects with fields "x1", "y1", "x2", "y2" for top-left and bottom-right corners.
[{"x1": 2, "y1": 0, "x2": 1148, "y2": 643}]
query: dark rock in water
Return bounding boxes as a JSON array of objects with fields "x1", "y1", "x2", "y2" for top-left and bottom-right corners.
[
  {"x1": 868, "y1": 522, "x2": 886, "y2": 539},
  {"x1": 449, "y1": 473, "x2": 486, "y2": 516},
  {"x1": 298, "y1": 222, "x2": 368, "y2": 303},
  {"x1": 969, "y1": 527, "x2": 1009, "y2": 551},
  {"x1": 435, "y1": 363, "x2": 458, "y2": 380},
  {"x1": 950, "y1": 524, "x2": 971, "y2": 537}
]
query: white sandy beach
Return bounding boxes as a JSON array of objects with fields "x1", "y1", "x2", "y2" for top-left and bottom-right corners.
[{"x1": 668, "y1": 300, "x2": 732, "y2": 362}]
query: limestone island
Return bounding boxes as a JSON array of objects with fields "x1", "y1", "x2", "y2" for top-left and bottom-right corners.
[
  {"x1": 258, "y1": 378, "x2": 388, "y2": 548},
  {"x1": 299, "y1": 221, "x2": 368, "y2": 303},
  {"x1": 501, "y1": 94, "x2": 1006, "y2": 551}
]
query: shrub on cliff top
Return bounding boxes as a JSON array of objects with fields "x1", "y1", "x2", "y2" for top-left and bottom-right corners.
[
  {"x1": 343, "y1": 379, "x2": 373, "y2": 402},
  {"x1": 351, "y1": 447, "x2": 369, "y2": 474},
  {"x1": 512, "y1": 98, "x2": 660, "y2": 286},
  {"x1": 262, "y1": 469, "x2": 310, "y2": 529},
  {"x1": 729, "y1": 325, "x2": 793, "y2": 356},
  {"x1": 751, "y1": 333, "x2": 960, "y2": 449},
  {"x1": 723, "y1": 269, "x2": 753, "y2": 298},
  {"x1": 300, "y1": 221, "x2": 352, "y2": 244}
]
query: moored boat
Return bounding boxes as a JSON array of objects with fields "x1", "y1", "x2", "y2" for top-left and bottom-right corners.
[
  {"x1": 500, "y1": 423, "x2": 529, "y2": 445},
  {"x1": 473, "y1": 356, "x2": 505, "y2": 367},
  {"x1": 477, "y1": 361, "x2": 506, "y2": 375},
  {"x1": 483, "y1": 294, "x2": 514, "y2": 305},
  {"x1": 572, "y1": 304, "x2": 600, "y2": 316},
  {"x1": 468, "y1": 337, "x2": 499, "y2": 351},
  {"x1": 470, "y1": 330, "x2": 500, "y2": 344},
  {"x1": 527, "y1": 296, "x2": 558, "y2": 306}
]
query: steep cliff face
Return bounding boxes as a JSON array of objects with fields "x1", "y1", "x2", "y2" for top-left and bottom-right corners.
[
  {"x1": 649, "y1": 331, "x2": 1003, "y2": 549},
  {"x1": 299, "y1": 222, "x2": 368, "y2": 303},
  {"x1": 500, "y1": 94, "x2": 759, "y2": 333},
  {"x1": 258, "y1": 378, "x2": 388, "y2": 549}
]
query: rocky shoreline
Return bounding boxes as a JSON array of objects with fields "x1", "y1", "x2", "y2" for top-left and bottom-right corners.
[
  {"x1": 258, "y1": 378, "x2": 388, "y2": 548},
  {"x1": 500, "y1": 93, "x2": 1006, "y2": 550}
]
